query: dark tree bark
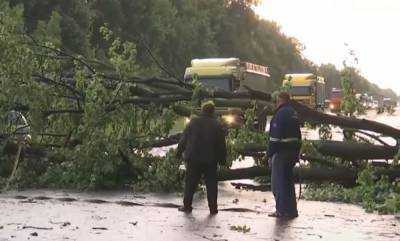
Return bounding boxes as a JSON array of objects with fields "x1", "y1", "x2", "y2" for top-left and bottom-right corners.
[
  {"x1": 300, "y1": 154, "x2": 343, "y2": 168},
  {"x1": 238, "y1": 141, "x2": 398, "y2": 161},
  {"x1": 217, "y1": 166, "x2": 400, "y2": 185},
  {"x1": 42, "y1": 109, "x2": 84, "y2": 117},
  {"x1": 172, "y1": 105, "x2": 191, "y2": 117},
  {"x1": 243, "y1": 85, "x2": 272, "y2": 101},
  {"x1": 291, "y1": 101, "x2": 400, "y2": 139},
  {"x1": 315, "y1": 140, "x2": 397, "y2": 160},
  {"x1": 2, "y1": 142, "x2": 47, "y2": 158},
  {"x1": 243, "y1": 86, "x2": 400, "y2": 139}
]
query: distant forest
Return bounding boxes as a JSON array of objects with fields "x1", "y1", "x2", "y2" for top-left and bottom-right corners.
[{"x1": 8, "y1": 0, "x2": 398, "y2": 100}]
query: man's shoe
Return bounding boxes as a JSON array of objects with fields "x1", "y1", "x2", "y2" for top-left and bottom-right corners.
[
  {"x1": 268, "y1": 211, "x2": 282, "y2": 218},
  {"x1": 209, "y1": 209, "x2": 218, "y2": 215},
  {"x1": 284, "y1": 212, "x2": 298, "y2": 219},
  {"x1": 268, "y1": 211, "x2": 298, "y2": 219},
  {"x1": 178, "y1": 206, "x2": 192, "y2": 213}
]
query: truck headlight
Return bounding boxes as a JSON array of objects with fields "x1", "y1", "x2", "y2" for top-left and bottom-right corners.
[
  {"x1": 329, "y1": 104, "x2": 335, "y2": 109},
  {"x1": 222, "y1": 114, "x2": 235, "y2": 125},
  {"x1": 184, "y1": 117, "x2": 190, "y2": 125}
]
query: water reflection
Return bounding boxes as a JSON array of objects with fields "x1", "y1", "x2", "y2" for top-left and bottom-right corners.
[
  {"x1": 272, "y1": 218, "x2": 295, "y2": 240},
  {"x1": 182, "y1": 211, "x2": 218, "y2": 232}
]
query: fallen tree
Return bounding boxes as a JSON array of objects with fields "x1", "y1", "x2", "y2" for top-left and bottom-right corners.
[
  {"x1": 2, "y1": 22, "x2": 400, "y2": 191},
  {"x1": 238, "y1": 141, "x2": 399, "y2": 161},
  {"x1": 315, "y1": 140, "x2": 397, "y2": 160},
  {"x1": 217, "y1": 166, "x2": 400, "y2": 185},
  {"x1": 244, "y1": 86, "x2": 400, "y2": 140},
  {"x1": 1, "y1": 142, "x2": 47, "y2": 159},
  {"x1": 292, "y1": 101, "x2": 400, "y2": 140}
]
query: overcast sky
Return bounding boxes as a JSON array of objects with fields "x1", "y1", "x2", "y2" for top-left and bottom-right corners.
[{"x1": 255, "y1": 0, "x2": 400, "y2": 94}]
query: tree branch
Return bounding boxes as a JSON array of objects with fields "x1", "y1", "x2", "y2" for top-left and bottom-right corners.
[
  {"x1": 26, "y1": 33, "x2": 96, "y2": 74},
  {"x1": 32, "y1": 74, "x2": 84, "y2": 100},
  {"x1": 42, "y1": 109, "x2": 84, "y2": 117}
]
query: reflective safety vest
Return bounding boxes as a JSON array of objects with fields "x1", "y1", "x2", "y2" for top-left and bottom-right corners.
[
  {"x1": 267, "y1": 103, "x2": 302, "y2": 158},
  {"x1": 269, "y1": 137, "x2": 301, "y2": 143}
]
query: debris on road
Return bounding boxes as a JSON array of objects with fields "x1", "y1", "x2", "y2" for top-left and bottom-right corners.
[{"x1": 22, "y1": 226, "x2": 53, "y2": 230}]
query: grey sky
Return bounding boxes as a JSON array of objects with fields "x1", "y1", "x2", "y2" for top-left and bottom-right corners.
[{"x1": 256, "y1": 0, "x2": 400, "y2": 94}]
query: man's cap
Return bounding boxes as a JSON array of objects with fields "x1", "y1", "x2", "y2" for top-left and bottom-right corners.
[
  {"x1": 201, "y1": 101, "x2": 215, "y2": 114},
  {"x1": 278, "y1": 91, "x2": 291, "y2": 102}
]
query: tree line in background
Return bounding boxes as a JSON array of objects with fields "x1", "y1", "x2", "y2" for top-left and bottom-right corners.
[{"x1": 7, "y1": 0, "x2": 397, "y2": 99}]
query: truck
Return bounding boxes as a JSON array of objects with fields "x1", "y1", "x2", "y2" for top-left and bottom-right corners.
[
  {"x1": 356, "y1": 93, "x2": 374, "y2": 109},
  {"x1": 282, "y1": 73, "x2": 326, "y2": 110},
  {"x1": 329, "y1": 88, "x2": 343, "y2": 112},
  {"x1": 184, "y1": 58, "x2": 271, "y2": 93},
  {"x1": 382, "y1": 97, "x2": 397, "y2": 108},
  {"x1": 183, "y1": 58, "x2": 271, "y2": 129}
]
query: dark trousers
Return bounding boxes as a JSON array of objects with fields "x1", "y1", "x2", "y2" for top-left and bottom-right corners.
[
  {"x1": 271, "y1": 151, "x2": 298, "y2": 216},
  {"x1": 183, "y1": 162, "x2": 218, "y2": 210}
]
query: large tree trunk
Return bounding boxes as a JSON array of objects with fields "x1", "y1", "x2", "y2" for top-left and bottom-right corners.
[
  {"x1": 217, "y1": 166, "x2": 400, "y2": 185},
  {"x1": 292, "y1": 101, "x2": 400, "y2": 139},
  {"x1": 2, "y1": 142, "x2": 47, "y2": 158},
  {"x1": 315, "y1": 140, "x2": 397, "y2": 160},
  {"x1": 243, "y1": 86, "x2": 400, "y2": 139},
  {"x1": 238, "y1": 141, "x2": 398, "y2": 161}
]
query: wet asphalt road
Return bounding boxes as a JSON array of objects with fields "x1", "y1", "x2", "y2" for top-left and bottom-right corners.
[{"x1": 0, "y1": 185, "x2": 399, "y2": 241}]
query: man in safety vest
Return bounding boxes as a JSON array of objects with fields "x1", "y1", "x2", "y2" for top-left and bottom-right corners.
[{"x1": 267, "y1": 92, "x2": 301, "y2": 218}]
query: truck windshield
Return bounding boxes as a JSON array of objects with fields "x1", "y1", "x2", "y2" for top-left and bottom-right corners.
[
  {"x1": 198, "y1": 77, "x2": 232, "y2": 92},
  {"x1": 290, "y1": 86, "x2": 311, "y2": 96}
]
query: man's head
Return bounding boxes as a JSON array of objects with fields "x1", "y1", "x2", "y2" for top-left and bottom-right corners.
[
  {"x1": 201, "y1": 101, "x2": 215, "y2": 116},
  {"x1": 276, "y1": 91, "x2": 291, "y2": 107}
]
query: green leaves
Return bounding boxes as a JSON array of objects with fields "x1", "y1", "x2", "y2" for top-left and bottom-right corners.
[
  {"x1": 304, "y1": 166, "x2": 400, "y2": 214},
  {"x1": 100, "y1": 25, "x2": 138, "y2": 77},
  {"x1": 230, "y1": 224, "x2": 251, "y2": 233},
  {"x1": 340, "y1": 68, "x2": 359, "y2": 117},
  {"x1": 133, "y1": 150, "x2": 184, "y2": 192},
  {"x1": 0, "y1": 3, "x2": 183, "y2": 190},
  {"x1": 318, "y1": 124, "x2": 333, "y2": 140},
  {"x1": 2, "y1": 0, "x2": 397, "y2": 194},
  {"x1": 225, "y1": 108, "x2": 267, "y2": 166}
]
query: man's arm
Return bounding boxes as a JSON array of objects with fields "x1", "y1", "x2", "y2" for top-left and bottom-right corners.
[
  {"x1": 176, "y1": 121, "x2": 192, "y2": 159},
  {"x1": 294, "y1": 111, "x2": 302, "y2": 161},
  {"x1": 266, "y1": 111, "x2": 283, "y2": 158},
  {"x1": 216, "y1": 124, "x2": 227, "y2": 165}
]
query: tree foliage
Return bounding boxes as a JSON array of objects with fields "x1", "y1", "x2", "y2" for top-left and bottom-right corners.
[
  {"x1": 0, "y1": 0, "x2": 398, "y2": 192},
  {"x1": 304, "y1": 166, "x2": 400, "y2": 214},
  {"x1": 0, "y1": 4, "x2": 179, "y2": 189}
]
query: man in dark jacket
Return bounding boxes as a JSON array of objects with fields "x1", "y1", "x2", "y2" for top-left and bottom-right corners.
[
  {"x1": 176, "y1": 101, "x2": 227, "y2": 214},
  {"x1": 267, "y1": 92, "x2": 301, "y2": 218}
]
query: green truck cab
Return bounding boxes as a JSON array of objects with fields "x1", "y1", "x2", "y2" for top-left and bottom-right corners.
[
  {"x1": 283, "y1": 73, "x2": 326, "y2": 110},
  {"x1": 182, "y1": 58, "x2": 271, "y2": 130}
]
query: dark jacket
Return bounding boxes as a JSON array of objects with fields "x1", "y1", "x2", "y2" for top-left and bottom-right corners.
[
  {"x1": 267, "y1": 103, "x2": 302, "y2": 158},
  {"x1": 176, "y1": 114, "x2": 227, "y2": 165}
]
